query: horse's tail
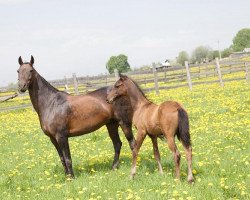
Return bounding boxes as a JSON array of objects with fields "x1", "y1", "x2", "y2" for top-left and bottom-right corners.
[{"x1": 176, "y1": 108, "x2": 191, "y2": 148}]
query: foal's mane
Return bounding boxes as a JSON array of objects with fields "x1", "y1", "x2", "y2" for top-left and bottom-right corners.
[{"x1": 123, "y1": 75, "x2": 152, "y2": 103}]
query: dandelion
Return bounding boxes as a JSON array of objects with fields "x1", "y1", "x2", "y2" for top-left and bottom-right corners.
[
  {"x1": 126, "y1": 194, "x2": 133, "y2": 200},
  {"x1": 161, "y1": 190, "x2": 167, "y2": 195},
  {"x1": 161, "y1": 182, "x2": 167, "y2": 186}
]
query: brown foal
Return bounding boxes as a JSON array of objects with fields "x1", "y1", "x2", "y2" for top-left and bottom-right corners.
[{"x1": 107, "y1": 74, "x2": 194, "y2": 183}]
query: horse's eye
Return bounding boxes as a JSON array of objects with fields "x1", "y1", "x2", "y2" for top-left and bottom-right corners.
[
  {"x1": 17, "y1": 70, "x2": 19, "y2": 73},
  {"x1": 30, "y1": 70, "x2": 33, "y2": 72}
]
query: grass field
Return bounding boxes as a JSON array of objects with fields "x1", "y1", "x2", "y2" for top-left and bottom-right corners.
[{"x1": 0, "y1": 79, "x2": 249, "y2": 199}]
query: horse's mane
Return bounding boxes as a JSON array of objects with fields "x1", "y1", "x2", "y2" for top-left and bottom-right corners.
[
  {"x1": 37, "y1": 73, "x2": 60, "y2": 93},
  {"x1": 29, "y1": 68, "x2": 62, "y2": 94},
  {"x1": 121, "y1": 74, "x2": 152, "y2": 103}
]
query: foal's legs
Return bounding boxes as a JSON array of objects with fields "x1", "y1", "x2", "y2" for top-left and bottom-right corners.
[
  {"x1": 131, "y1": 130, "x2": 146, "y2": 178},
  {"x1": 106, "y1": 122, "x2": 122, "y2": 169},
  {"x1": 165, "y1": 135, "x2": 181, "y2": 179},
  {"x1": 120, "y1": 124, "x2": 137, "y2": 172},
  {"x1": 183, "y1": 145, "x2": 194, "y2": 183},
  {"x1": 149, "y1": 135, "x2": 163, "y2": 174},
  {"x1": 50, "y1": 137, "x2": 68, "y2": 174},
  {"x1": 55, "y1": 134, "x2": 74, "y2": 178},
  {"x1": 120, "y1": 124, "x2": 136, "y2": 151}
]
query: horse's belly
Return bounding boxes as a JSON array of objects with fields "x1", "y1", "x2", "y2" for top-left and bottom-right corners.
[
  {"x1": 68, "y1": 114, "x2": 110, "y2": 137},
  {"x1": 147, "y1": 125, "x2": 162, "y2": 135}
]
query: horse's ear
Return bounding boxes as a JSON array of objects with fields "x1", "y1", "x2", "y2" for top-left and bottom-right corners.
[
  {"x1": 119, "y1": 73, "x2": 127, "y2": 81},
  {"x1": 18, "y1": 56, "x2": 23, "y2": 65},
  {"x1": 30, "y1": 55, "x2": 34, "y2": 65}
]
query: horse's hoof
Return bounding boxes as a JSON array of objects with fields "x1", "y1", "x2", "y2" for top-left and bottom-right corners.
[
  {"x1": 188, "y1": 177, "x2": 194, "y2": 184},
  {"x1": 130, "y1": 174, "x2": 135, "y2": 180},
  {"x1": 66, "y1": 174, "x2": 75, "y2": 181},
  {"x1": 112, "y1": 162, "x2": 120, "y2": 170}
]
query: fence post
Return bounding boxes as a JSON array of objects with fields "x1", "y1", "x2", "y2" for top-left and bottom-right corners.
[
  {"x1": 64, "y1": 76, "x2": 69, "y2": 93},
  {"x1": 199, "y1": 66, "x2": 201, "y2": 78},
  {"x1": 215, "y1": 57, "x2": 224, "y2": 87},
  {"x1": 185, "y1": 61, "x2": 192, "y2": 90},
  {"x1": 85, "y1": 75, "x2": 89, "y2": 93},
  {"x1": 245, "y1": 62, "x2": 249, "y2": 82},
  {"x1": 152, "y1": 63, "x2": 159, "y2": 95},
  {"x1": 114, "y1": 69, "x2": 119, "y2": 81},
  {"x1": 105, "y1": 73, "x2": 108, "y2": 86},
  {"x1": 164, "y1": 67, "x2": 167, "y2": 83},
  {"x1": 73, "y1": 73, "x2": 79, "y2": 95}
]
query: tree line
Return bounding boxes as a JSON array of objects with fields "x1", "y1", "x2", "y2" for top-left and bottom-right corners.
[
  {"x1": 105, "y1": 28, "x2": 250, "y2": 73},
  {"x1": 176, "y1": 28, "x2": 250, "y2": 66}
]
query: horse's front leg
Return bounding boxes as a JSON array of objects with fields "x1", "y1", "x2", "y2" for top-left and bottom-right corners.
[
  {"x1": 120, "y1": 123, "x2": 136, "y2": 153},
  {"x1": 50, "y1": 137, "x2": 68, "y2": 174},
  {"x1": 55, "y1": 133, "x2": 74, "y2": 178},
  {"x1": 130, "y1": 129, "x2": 146, "y2": 179}
]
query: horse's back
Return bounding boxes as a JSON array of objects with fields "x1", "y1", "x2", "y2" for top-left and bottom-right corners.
[{"x1": 159, "y1": 101, "x2": 182, "y2": 112}]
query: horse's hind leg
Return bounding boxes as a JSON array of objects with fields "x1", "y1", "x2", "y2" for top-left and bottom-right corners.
[
  {"x1": 149, "y1": 135, "x2": 163, "y2": 174},
  {"x1": 50, "y1": 137, "x2": 68, "y2": 174},
  {"x1": 165, "y1": 135, "x2": 181, "y2": 179},
  {"x1": 106, "y1": 122, "x2": 122, "y2": 169},
  {"x1": 183, "y1": 145, "x2": 194, "y2": 183}
]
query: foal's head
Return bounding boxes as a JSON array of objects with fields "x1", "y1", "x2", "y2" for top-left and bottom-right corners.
[
  {"x1": 17, "y1": 56, "x2": 35, "y2": 93},
  {"x1": 107, "y1": 74, "x2": 128, "y2": 103}
]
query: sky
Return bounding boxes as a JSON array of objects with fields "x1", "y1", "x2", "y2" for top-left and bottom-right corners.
[{"x1": 0, "y1": 0, "x2": 249, "y2": 86}]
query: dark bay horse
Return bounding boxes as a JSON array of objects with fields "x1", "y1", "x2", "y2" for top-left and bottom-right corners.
[
  {"x1": 107, "y1": 74, "x2": 194, "y2": 183},
  {"x1": 17, "y1": 56, "x2": 136, "y2": 178}
]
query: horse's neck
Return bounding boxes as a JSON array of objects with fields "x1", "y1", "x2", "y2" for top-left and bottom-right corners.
[
  {"x1": 28, "y1": 71, "x2": 58, "y2": 114},
  {"x1": 127, "y1": 84, "x2": 149, "y2": 112}
]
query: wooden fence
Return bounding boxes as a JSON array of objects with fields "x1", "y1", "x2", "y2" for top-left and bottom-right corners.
[
  {"x1": 0, "y1": 58, "x2": 249, "y2": 112},
  {"x1": 49, "y1": 58, "x2": 249, "y2": 95}
]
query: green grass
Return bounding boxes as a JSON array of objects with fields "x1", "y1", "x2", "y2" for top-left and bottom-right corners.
[{"x1": 0, "y1": 79, "x2": 249, "y2": 200}]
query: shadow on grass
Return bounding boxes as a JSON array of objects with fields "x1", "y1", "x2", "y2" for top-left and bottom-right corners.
[{"x1": 52, "y1": 154, "x2": 201, "y2": 182}]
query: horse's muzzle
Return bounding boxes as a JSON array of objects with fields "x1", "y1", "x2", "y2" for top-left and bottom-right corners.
[
  {"x1": 106, "y1": 98, "x2": 113, "y2": 104},
  {"x1": 18, "y1": 83, "x2": 28, "y2": 93},
  {"x1": 18, "y1": 85, "x2": 28, "y2": 93}
]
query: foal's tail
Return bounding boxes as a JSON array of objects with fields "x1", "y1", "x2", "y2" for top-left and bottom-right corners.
[{"x1": 176, "y1": 108, "x2": 191, "y2": 148}]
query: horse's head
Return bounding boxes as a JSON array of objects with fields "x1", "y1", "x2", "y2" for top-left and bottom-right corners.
[
  {"x1": 17, "y1": 56, "x2": 35, "y2": 93},
  {"x1": 107, "y1": 73, "x2": 128, "y2": 104}
]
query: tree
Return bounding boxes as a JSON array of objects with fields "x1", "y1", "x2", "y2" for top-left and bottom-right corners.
[
  {"x1": 211, "y1": 50, "x2": 220, "y2": 60},
  {"x1": 176, "y1": 51, "x2": 189, "y2": 66},
  {"x1": 7, "y1": 82, "x2": 17, "y2": 91},
  {"x1": 232, "y1": 28, "x2": 250, "y2": 52},
  {"x1": 191, "y1": 46, "x2": 213, "y2": 63},
  {"x1": 221, "y1": 48, "x2": 233, "y2": 58},
  {"x1": 106, "y1": 54, "x2": 131, "y2": 74}
]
